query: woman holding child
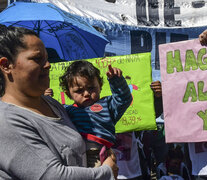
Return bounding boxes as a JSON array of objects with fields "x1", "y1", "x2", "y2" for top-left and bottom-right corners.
[{"x1": 0, "y1": 25, "x2": 118, "y2": 180}]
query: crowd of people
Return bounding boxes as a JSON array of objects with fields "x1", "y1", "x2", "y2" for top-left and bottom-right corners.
[{"x1": 0, "y1": 24, "x2": 207, "y2": 180}]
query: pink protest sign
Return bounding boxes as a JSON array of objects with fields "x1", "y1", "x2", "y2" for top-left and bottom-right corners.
[{"x1": 159, "y1": 39, "x2": 207, "y2": 143}]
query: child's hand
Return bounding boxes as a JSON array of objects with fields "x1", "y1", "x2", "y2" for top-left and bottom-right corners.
[
  {"x1": 199, "y1": 30, "x2": 207, "y2": 46},
  {"x1": 106, "y1": 64, "x2": 122, "y2": 79},
  {"x1": 44, "y1": 88, "x2": 54, "y2": 97},
  {"x1": 150, "y1": 81, "x2": 162, "y2": 98}
]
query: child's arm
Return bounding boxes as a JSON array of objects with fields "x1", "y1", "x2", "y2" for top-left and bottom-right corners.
[
  {"x1": 106, "y1": 64, "x2": 132, "y2": 123},
  {"x1": 106, "y1": 64, "x2": 122, "y2": 79}
]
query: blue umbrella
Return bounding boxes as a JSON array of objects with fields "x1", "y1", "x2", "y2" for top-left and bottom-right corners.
[{"x1": 0, "y1": 2, "x2": 108, "y2": 62}]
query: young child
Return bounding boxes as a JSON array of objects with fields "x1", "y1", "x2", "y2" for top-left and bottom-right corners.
[{"x1": 59, "y1": 60, "x2": 132, "y2": 167}]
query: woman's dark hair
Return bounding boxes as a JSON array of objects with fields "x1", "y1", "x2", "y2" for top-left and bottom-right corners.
[
  {"x1": 59, "y1": 60, "x2": 103, "y2": 97},
  {"x1": 0, "y1": 25, "x2": 38, "y2": 96}
]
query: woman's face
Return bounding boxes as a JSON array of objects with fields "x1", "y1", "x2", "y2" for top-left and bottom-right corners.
[{"x1": 10, "y1": 35, "x2": 50, "y2": 97}]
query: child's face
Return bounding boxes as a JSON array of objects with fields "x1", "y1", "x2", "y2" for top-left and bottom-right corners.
[{"x1": 68, "y1": 76, "x2": 101, "y2": 107}]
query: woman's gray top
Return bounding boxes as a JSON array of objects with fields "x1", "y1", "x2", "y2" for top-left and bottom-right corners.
[{"x1": 0, "y1": 96, "x2": 113, "y2": 180}]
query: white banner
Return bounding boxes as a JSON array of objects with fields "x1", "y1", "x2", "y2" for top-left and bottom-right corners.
[
  {"x1": 24, "y1": 0, "x2": 207, "y2": 28},
  {"x1": 8, "y1": 0, "x2": 207, "y2": 82}
]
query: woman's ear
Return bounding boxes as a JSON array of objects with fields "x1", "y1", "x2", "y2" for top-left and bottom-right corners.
[{"x1": 0, "y1": 57, "x2": 12, "y2": 74}]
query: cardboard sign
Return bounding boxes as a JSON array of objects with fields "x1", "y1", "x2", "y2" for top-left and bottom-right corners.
[{"x1": 159, "y1": 39, "x2": 207, "y2": 142}]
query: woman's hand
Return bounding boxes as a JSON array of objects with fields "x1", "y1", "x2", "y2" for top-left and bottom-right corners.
[
  {"x1": 102, "y1": 150, "x2": 119, "y2": 180},
  {"x1": 199, "y1": 30, "x2": 207, "y2": 46}
]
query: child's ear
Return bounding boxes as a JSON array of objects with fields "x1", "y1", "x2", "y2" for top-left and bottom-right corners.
[{"x1": 65, "y1": 91, "x2": 72, "y2": 99}]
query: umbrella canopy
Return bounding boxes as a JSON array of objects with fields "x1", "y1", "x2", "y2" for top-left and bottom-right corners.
[{"x1": 0, "y1": 2, "x2": 108, "y2": 62}]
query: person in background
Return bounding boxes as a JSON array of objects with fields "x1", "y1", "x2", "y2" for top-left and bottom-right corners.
[
  {"x1": 157, "y1": 145, "x2": 191, "y2": 180},
  {"x1": 114, "y1": 131, "x2": 142, "y2": 180},
  {"x1": 59, "y1": 60, "x2": 132, "y2": 168},
  {"x1": 187, "y1": 143, "x2": 207, "y2": 180},
  {"x1": 199, "y1": 30, "x2": 207, "y2": 45},
  {"x1": 0, "y1": 25, "x2": 118, "y2": 180},
  {"x1": 138, "y1": 80, "x2": 168, "y2": 179},
  {"x1": 114, "y1": 80, "x2": 163, "y2": 180}
]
